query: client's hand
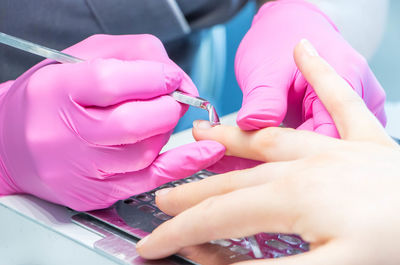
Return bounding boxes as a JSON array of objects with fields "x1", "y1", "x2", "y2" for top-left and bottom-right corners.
[{"x1": 136, "y1": 39, "x2": 400, "y2": 265}]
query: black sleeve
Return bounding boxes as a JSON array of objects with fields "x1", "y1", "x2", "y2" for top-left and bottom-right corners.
[
  {"x1": 178, "y1": 0, "x2": 249, "y2": 30},
  {"x1": 0, "y1": 0, "x2": 249, "y2": 82}
]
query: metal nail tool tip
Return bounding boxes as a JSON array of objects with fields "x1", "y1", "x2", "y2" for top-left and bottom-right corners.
[{"x1": 170, "y1": 91, "x2": 220, "y2": 126}]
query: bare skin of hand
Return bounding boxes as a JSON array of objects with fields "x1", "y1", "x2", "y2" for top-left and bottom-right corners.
[{"x1": 136, "y1": 39, "x2": 400, "y2": 265}]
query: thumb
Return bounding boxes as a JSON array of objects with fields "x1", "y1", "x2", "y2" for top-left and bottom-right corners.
[
  {"x1": 235, "y1": 43, "x2": 292, "y2": 131},
  {"x1": 237, "y1": 84, "x2": 289, "y2": 130}
]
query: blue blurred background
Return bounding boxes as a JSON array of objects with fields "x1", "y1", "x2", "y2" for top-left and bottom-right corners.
[
  {"x1": 370, "y1": 0, "x2": 400, "y2": 103},
  {"x1": 176, "y1": 2, "x2": 255, "y2": 131}
]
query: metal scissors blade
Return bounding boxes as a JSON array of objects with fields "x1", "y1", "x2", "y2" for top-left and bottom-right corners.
[{"x1": 0, "y1": 32, "x2": 220, "y2": 126}]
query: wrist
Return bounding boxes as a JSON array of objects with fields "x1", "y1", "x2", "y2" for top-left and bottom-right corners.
[{"x1": 0, "y1": 80, "x2": 19, "y2": 195}]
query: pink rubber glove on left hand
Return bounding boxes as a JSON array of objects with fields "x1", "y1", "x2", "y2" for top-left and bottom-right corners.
[
  {"x1": 0, "y1": 35, "x2": 225, "y2": 211},
  {"x1": 208, "y1": 0, "x2": 386, "y2": 173}
]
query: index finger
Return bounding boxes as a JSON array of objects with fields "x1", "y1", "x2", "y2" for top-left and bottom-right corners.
[{"x1": 192, "y1": 122, "x2": 341, "y2": 163}]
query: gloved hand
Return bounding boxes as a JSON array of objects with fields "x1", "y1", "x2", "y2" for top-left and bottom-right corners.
[
  {"x1": 0, "y1": 34, "x2": 225, "y2": 211},
  {"x1": 235, "y1": 0, "x2": 386, "y2": 135},
  {"x1": 207, "y1": 0, "x2": 387, "y2": 173}
]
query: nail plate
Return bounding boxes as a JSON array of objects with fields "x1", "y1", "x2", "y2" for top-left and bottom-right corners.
[
  {"x1": 155, "y1": 188, "x2": 172, "y2": 197},
  {"x1": 193, "y1": 120, "x2": 212, "y2": 130},
  {"x1": 301, "y1": 39, "x2": 319, "y2": 57},
  {"x1": 136, "y1": 235, "x2": 150, "y2": 248}
]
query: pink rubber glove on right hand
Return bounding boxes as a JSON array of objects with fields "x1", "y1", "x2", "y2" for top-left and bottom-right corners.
[
  {"x1": 0, "y1": 35, "x2": 225, "y2": 211},
  {"x1": 236, "y1": 0, "x2": 386, "y2": 134},
  {"x1": 208, "y1": 0, "x2": 386, "y2": 173}
]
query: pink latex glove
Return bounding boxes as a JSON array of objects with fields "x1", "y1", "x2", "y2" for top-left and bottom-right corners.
[
  {"x1": 0, "y1": 35, "x2": 225, "y2": 211},
  {"x1": 208, "y1": 0, "x2": 386, "y2": 173},
  {"x1": 236, "y1": 0, "x2": 386, "y2": 134}
]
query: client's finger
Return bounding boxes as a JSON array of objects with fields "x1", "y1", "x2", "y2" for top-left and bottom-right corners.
[
  {"x1": 294, "y1": 39, "x2": 395, "y2": 146},
  {"x1": 193, "y1": 121, "x2": 341, "y2": 163},
  {"x1": 156, "y1": 161, "x2": 296, "y2": 216}
]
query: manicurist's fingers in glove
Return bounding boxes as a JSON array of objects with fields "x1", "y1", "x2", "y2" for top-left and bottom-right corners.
[
  {"x1": 32, "y1": 59, "x2": 184, "y2": 146},
  {"x1": 0, "y1": 34, "x2": 224, "y2": 211}
]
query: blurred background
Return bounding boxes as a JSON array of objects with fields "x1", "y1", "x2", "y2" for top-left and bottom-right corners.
[
  {"x1": 369, "y1": 0, "x2": 400, "y2": 137},
  {"x1": 178, "y1": 0, "x2": 399, "y2": 138}
]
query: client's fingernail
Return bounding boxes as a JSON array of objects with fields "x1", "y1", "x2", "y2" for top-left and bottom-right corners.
[
  {"x1": 193, "y1": 120, "x2": 212, "y2": 130},
  {"x1": 300, "y1": 39, "x2": 319, "y2": 57},
  {"x1": 155, "y1": 188, "x2": 172, "y2": 197},
  {"x1": 136, "y1": 235, "x2": 150, "y2": 249}
]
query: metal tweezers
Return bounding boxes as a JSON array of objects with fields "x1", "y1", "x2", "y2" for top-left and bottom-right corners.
[{"x1": 0, "y1": 32, "x2": 220, "y2": 126}]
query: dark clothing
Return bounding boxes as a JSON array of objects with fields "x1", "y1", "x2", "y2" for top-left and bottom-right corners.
[{"x1": 0, "y1": 0, "x2": 247, "y2": 82}]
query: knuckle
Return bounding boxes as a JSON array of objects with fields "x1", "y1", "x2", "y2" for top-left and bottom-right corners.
[
  {"x1": 137, "y1": 34, "x2": 167, "y2": 56},
  {"x1": 215, "y1": 172, "x2": 238, "y2": 194},
  {"x1": 253, "y1": 127, "x2": 295, "y2": 156},
  {"x1": 221, "y1": 173, "x2": 236, "y2": 193},
  {"x1": 89, "y1": 60, "x2": 111, "y2": 90},
  {"x1": 196, "y1": 196, "x2": 224, "y2": 232},
  {"x1": 265, "y1": 127, "x2": 295, "y2": 140},
  {"x1": 199, "y1": 196, "x2": 219, "y2": 216},
  {"x1": 27, "y1": 65, "x2": 60, "y2": 95},
  {"x1": 140, "y1": 34, "x2": 162, "y2": 44},
  {"x1": 84, "y1": 59, "x2": 121, "y2": 103}
]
